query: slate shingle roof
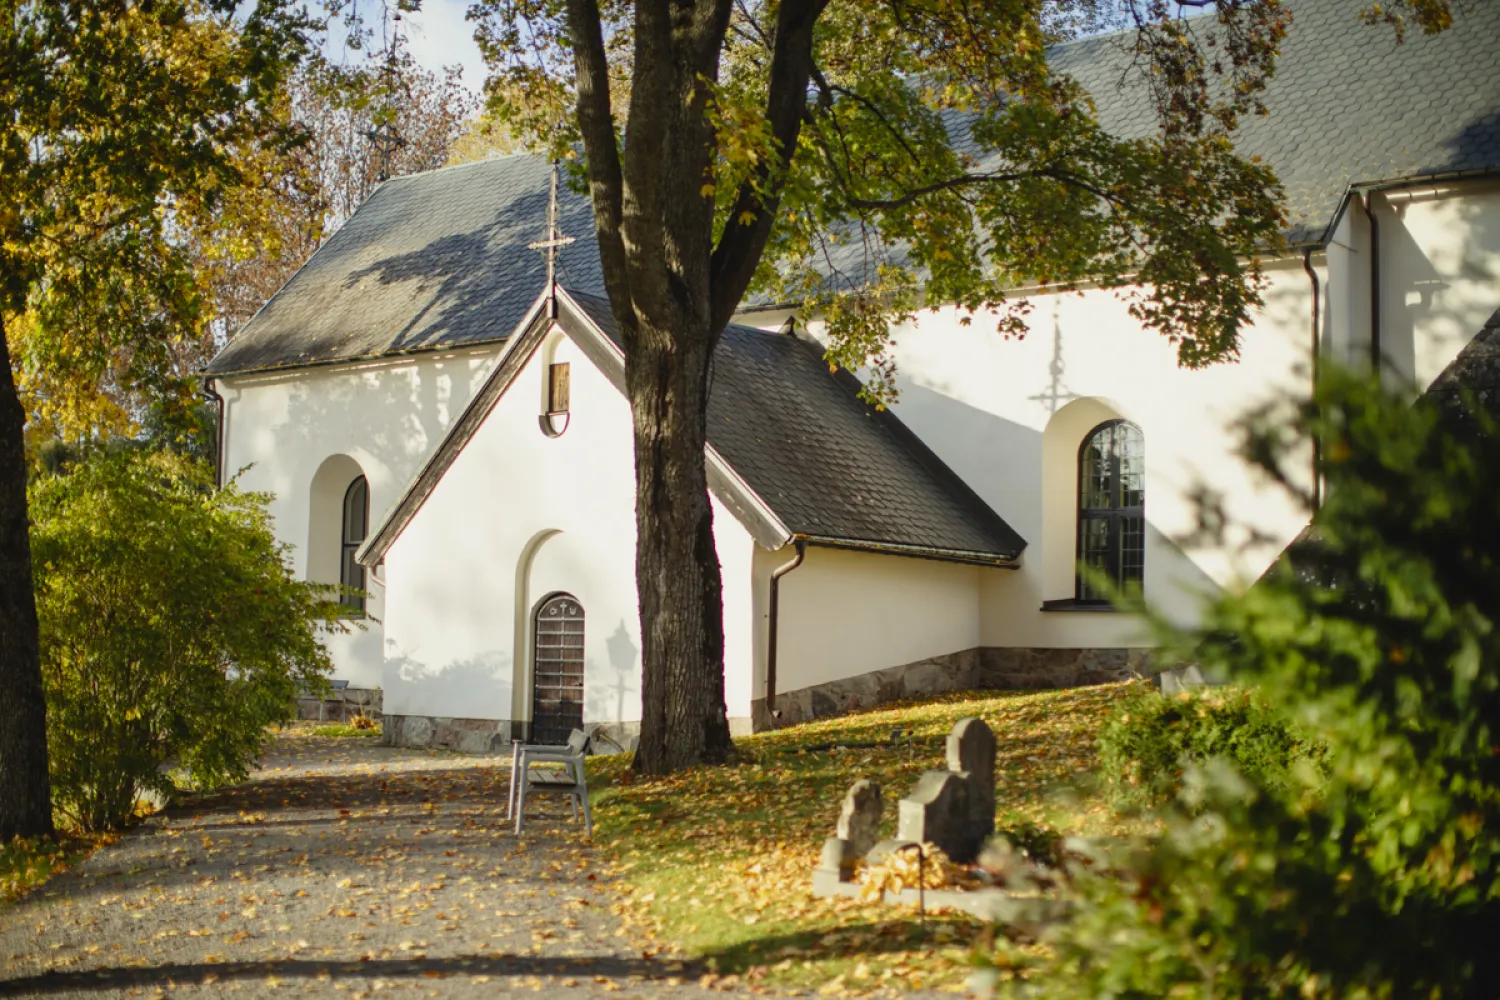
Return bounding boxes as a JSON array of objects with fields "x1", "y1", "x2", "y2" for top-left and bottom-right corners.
[
  {"x1": 207, "y1": 0, "x2": 1500, "y2": 375},
  {"x1": 1051, "y1": 0, "x2": 1500, "y2": 247},
  {"x1": 1428, "y1": 306, "x2": 1500, "y2": 416},
  {"x1": 566, "y1": 292, "x2": 1025, "y2": 560},
  {"x1": 205, "y1": 156, "x2": 602, "y2": 375}
]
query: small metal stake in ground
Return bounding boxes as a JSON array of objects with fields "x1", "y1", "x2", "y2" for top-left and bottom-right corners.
[{"x1": 895, "y1": 842, "x2": 927, "y2": 924}]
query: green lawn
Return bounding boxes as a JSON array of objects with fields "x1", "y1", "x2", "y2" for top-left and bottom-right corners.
[
  {"x1": 1, "y1": 833, "x2": 110, "y2": 908},
  {"x1": 587, "y1": 683, "x2": 1132, "y2": 995},
  {"x1": 301, "y1": 721, "x2": 383, "y2": 739}
]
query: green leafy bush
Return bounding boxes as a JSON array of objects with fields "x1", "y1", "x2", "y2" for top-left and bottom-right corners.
[
  {"x1": 30, "y1": 452, "x2": 338, "y2": 831},
  {"x1": 1002, "y1": 370, "x2": 1500, "y2": 998},
  {"x1": 1097, "y1": 680, "x2": 1325, "y2": 808}
]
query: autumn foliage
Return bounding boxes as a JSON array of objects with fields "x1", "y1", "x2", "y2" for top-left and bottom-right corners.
[
  {"x1": 29, "y1": 452, "x2": 338, "y2": 832},
  {"x1": 1009, "y1": 372, "x2": 1500, "y2": 997}
]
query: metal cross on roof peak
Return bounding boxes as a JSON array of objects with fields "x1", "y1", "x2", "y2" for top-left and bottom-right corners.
[{"x1": 529, "y1": 161, "x2": 576, "y2": 316}]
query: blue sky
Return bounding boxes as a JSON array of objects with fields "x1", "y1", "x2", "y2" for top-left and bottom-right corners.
[{"x1": 323, "y1": 0, "x2": 490, "y2": 95}]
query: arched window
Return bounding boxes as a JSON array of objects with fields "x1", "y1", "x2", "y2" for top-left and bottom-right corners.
[
  {"x1": 1077, "y1": 421, "x2": 1144, "y2": 602},
  {"x1": 532, "y1": 594, "x2": 585, "y2": 744},
  {"x1": 340, "y1": 476, "x2": 369, "y2": 615}
]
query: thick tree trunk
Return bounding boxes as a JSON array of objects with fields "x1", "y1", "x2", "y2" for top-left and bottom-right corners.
[
  {"x1": 627, "y1": 317, "x2": 735, "y2": 774},
  {"x1": 0, "y1": 314, "x2": 55, "y2": 841}
]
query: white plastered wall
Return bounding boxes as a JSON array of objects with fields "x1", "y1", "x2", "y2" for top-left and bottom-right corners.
[
  {"x1": 758, "y1": 544, "x2": 982, "y2": 698},
  {"x1": 1375, "y1": 180, "x2": 1500, "y2": 389},
  {"x1": 217, "y1": 346, "x2": 500, "y2": 687},
  {"x1": 737, "y1": 180, "x2": 1500, "y2": 651},
  {"x1": 379, "y1": 327, "x2": 761, "y2": 729}
]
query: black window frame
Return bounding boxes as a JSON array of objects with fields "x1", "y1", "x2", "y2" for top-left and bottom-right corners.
[
  {"x1": 1075, "y1": 420, "x2": 1145, "y2": 603},
  {"x1": 339, "y1": 475, "x2": 369, "y2": 616}
]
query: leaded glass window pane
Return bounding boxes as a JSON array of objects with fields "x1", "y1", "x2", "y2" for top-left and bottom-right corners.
[
  {"x1": 1076, "y1": 421, "x2": 1145, "y2": 602},
  {"x1": 340, "y1": 476, "x2": 369, "y2": 615}
]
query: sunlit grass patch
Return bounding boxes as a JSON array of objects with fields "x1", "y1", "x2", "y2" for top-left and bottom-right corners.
[
  {"x1": 1, "y1": 833, "x2": 111, "y2": 907},
  {"x1": 305, "y1": 722, "x2": 383, "y2": 739},
  {"x1": 588, "y1": 684, "x2": 1134, "y2": 993}
]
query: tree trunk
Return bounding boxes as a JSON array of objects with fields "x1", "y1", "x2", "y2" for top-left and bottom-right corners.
[
  {"x1": 627, "y1": 316, "x2": 735, "y2": 774},
  {"x1": 0, "y1": 314, "x2": 55, "y2": 841}
]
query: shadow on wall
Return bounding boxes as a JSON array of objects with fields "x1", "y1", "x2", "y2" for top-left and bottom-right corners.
[
  {"x1": 1380, "y1": 175, "x2": 1500, "y2": 390},
  {"x1": 268, "y1": 352, "x2": 482, "y2": 491},
  {"x1": 601, "y1": 620, "x2": 640, "y2": 731},
  {"x1": 382, "y1": 645, "x2": 515, "y2": 722}
]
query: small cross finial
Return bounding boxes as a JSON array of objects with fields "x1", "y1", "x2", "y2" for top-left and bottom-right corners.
[
  {"x1": 361, "y1": 9, "x2": 409, "y2": 183},
  {"x1": 529, "y1": 161, "x2": 576, "y2": 317}
]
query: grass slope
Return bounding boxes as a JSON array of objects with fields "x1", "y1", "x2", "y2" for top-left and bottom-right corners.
[{"x1": 589, "y1": 684, "x2": 1129, "y2": 995}]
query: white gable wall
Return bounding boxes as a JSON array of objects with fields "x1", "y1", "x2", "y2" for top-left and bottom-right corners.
[
  {"x1": 217, "y1": 346, "x2": 500, "y2": 687},
  {"x1": 379, "y1": 327, "x2": 762, "y2": 733},
  {"x1": 744, "y1": 179, "x2": 1500, "y2": 652}
]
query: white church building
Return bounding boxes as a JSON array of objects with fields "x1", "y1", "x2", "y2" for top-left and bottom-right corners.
[{"x1": 204, "y1": 0, "x2": 1500, "y2": 751}]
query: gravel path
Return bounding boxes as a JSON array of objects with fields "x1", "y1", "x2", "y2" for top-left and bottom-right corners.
[{"x1": 0, "y1": 731, "x2": 782, "y2": 999}]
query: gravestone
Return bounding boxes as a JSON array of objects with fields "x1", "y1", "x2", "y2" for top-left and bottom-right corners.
[
  {"x1": 891, "y1": 717, "x2": 995, "y2": 864},
  {"x1": 836, "y1": 779, "x2": 884, "y2": 858},
  {"x1": 897, "y1": 770, "x2": 975, "y2": 861},
  {"x1": 819, "y1": 779, "x2": 885, "y2": 880},
  {"x1": 947, "y1": 717, "x2": 996, "y2": 846}
]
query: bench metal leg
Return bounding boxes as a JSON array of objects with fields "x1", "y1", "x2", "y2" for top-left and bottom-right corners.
[
  {"x1": 514, "y1": 773, "x2": 527, "y2": 836},
  {"x1": 507, "y1": 741, "x2": 521, "y2": 820}
]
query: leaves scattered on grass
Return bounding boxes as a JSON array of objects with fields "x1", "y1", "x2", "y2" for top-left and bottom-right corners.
[
  {"x1": 588, "y1": 684, "x2": 1139, "y2": 994},
  {"x1": 1, "y1": 833, "x2": 112, "y2": 907}
]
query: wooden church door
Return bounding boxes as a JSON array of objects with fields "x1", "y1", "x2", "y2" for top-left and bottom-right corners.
[{"x1": 531, "y1": 594, "x2": 585, "y2": 745}]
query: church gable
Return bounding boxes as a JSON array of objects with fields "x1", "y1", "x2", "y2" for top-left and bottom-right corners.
[{"x1": 359, "y1": 285, "x2": 1026, "y2": 570}]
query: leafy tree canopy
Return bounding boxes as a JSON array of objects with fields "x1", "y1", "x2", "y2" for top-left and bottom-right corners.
[
  {"x1": 471, "y1": 0, "x2": 1458, "y2": 398},
  {"x1": 1, "y1": 0, "x2": 315, "y2": 426}
]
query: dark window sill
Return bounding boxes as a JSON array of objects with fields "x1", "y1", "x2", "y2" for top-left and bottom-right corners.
[{"x1": 1040, "y1": 599, "x2": 1122, "y2": 613}]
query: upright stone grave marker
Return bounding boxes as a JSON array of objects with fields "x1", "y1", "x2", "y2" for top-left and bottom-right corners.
[
  {"x1": 893, "y1": 716, "x2": 996, "y2": 863},
  {"x1": 948, "y1": 717, "x2": 996, "y2": 847},
  {"x1": 819, "y1": 779, "x2": 884, "y2": 880},
  {"x1": 897, "y1": 770, "x2": 974, "y2": 861}
]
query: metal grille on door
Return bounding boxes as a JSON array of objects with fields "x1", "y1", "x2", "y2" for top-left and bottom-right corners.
[{"x1": 531, "y1": 595, "x2": 585, "y2": 745}]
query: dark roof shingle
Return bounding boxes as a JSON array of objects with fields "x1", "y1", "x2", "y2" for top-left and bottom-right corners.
[
  {"x1": 205, "y1": 156, "x2": 602, "y2": 375},
  {"x1": 567, "y1": 292, "x2": 1025, "y2": 560}
]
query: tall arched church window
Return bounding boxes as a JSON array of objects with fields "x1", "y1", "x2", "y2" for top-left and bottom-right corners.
[
  {"x1": 1077, "y1": 421, "x2": 1144, "y2": 602},
  {"x1": 340, "y1": 476, "x2": 369, "y2": 615}
]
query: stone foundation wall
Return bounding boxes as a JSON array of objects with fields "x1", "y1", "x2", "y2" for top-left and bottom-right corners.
[
  {"x1": 381, "y1": 716, "x2": 752, "y2": 755},
  {"x1": 382, "y1": 715, "x2": 514, "y2": 754},
  {"x1": 754, "y1": 646, "x2": 1148, "y2": 729},
  {"x1": 296, "y1": 686, "x2": 382, "y2": 722}
]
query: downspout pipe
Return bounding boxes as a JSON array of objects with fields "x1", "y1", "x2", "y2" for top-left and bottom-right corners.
[
  {"x1": 1361, "y1": 191, "x2": 1381, "y2": 381},
  {"x1": 764, "y1": 540, "x2": 806, "y2": 727},
  {"x1": 199, "y1": 376, "x2": 225, "y2": 488},
  {"x1": 1302, "y1": 249, "x2": 1322, "y2": 510}
]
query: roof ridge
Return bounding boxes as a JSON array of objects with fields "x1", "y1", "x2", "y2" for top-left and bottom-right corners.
[{"x1": 381, "y1": 150, "x2": 549, "y2": 184}]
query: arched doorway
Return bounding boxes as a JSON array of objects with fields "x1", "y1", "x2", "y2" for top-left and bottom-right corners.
[{"x1": 531, "y1": 594, "x2": 585, "y2": 745}]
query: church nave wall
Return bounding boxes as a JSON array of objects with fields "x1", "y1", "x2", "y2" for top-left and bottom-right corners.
[{"x1": 218, "y1": 344, "x2": 502, "y2": 687}]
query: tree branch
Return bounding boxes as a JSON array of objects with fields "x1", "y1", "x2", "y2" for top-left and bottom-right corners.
[
  {"x1": 708, "y1": 0, "x2": 830, "y2": 331},
  {"x1": 564, "y1": 0, "x2": 633, "y2": 340}
]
